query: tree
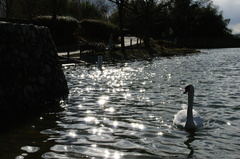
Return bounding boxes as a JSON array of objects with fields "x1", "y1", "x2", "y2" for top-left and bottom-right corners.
[
  {"x1": 66, "y1": 0, "x2": 110, "y2": 20},
  {"x1": 49, "y1": 0, "x2": 68, "y2": 21},
  {"x1": 193, "y1": 2, "x2": 231, "y2": 38},
  {"x1": 94, "y1": 0, "x2": 111, "y2": 19},
  {"x1": 0, "y1": 0, "x2": 14, "y2": 17},
  {"x1": 79, "y1": 1, "x2": 102, "y2": 19},
  {"x1": 123, "y1": 0, "x2": 174, "y2": 46},
  {"x1": 0, "y1": 0, "x2": 6, "y2": 17},
  {"x1": 108, "y1": 0, "x2": 128, "y2": 59},
  {"x1": 127, "y1": 0, "x2": 158, "y2": 47},
  {"x1": 169, "y1": 0, "x2": 195, "y2": 38},
  {"x1": 19, "y1": 0, "x2": 38, "y2": 19},
  {"x1": 169, "y1": 0, "x2": 231, "y2": 38}
]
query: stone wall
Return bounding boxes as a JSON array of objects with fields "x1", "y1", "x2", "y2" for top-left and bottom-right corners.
[{"x1": 0, "y1": 21, "x2": 68, "y2": 111}]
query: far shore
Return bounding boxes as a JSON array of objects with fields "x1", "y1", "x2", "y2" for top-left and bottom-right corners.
[{"x1": 58, "y1": 39, "x2": 201, "y2": 65}]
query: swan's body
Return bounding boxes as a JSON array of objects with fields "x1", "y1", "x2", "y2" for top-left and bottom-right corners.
[
  {"x1": 173, "y1": 85, "x2": 203, "y2": 129},
  {"x1": 173, "y1": 106, "x2": 202, "y2": 129}
]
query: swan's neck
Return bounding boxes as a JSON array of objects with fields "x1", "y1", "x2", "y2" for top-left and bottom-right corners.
[{"x1": 185, "y1": 90, "x2": 195, "y2": 129}]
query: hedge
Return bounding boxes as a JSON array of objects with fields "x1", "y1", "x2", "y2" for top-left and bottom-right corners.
[
  {"x1": 35, "y1": 16, "x2": 79, "y2": 45},
  {"x1": 80, "y1": 19, "x2": 119, "y2": 43}
]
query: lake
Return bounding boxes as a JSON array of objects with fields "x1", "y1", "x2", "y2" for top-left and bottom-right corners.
[{"x1": 1, "y1": 48, "x2": 240, "y2": 158}]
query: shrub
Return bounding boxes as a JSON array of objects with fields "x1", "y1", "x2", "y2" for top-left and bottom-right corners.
[
  {"x1": 79, "y1": 38, "x2": 106, "y2": 52},
  {"x1": 80, "y1": 19, "x2": 119, "y2": 43},
  {"x1": 35, "y1": 16, "x2": 79, "y2": 45},
  {"x1": 157, "y1": 40, "x2": 176, "y2": 48}
]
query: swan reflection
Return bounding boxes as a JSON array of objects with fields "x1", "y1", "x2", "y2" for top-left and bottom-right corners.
[{"x1": 184, "y1": 132, "x2": 196, "y2": 158}]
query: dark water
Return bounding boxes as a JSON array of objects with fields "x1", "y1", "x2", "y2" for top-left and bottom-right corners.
[{"x1": 1, "y1": 48, "x2": 240, "y2": 159}]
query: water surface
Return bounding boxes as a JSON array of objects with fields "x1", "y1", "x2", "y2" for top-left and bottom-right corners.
[{"x1": 1, "y1": 48, "x2": 240, "y2": 159}]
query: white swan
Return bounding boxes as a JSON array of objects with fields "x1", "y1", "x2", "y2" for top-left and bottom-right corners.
[{"x1": 173, "y1": 85, "x2": 203, "y2": 129}]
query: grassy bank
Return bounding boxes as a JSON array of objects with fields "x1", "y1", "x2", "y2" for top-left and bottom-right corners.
[
  {"x1": 85, "y1": 41, "x2": 199, "y2": 62},
  {"x1": 111, "y1": 46, "x2": 199, "y2": 61},
  {"x1": 59, "y1": 39, "x2": 200, "y2": 64}
]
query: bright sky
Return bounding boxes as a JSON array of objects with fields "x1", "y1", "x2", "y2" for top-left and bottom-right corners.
[{"x1": 212, "y1": 0, "x2": 240, "y2": 34}]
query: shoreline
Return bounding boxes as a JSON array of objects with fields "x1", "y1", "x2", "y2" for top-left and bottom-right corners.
[{"x1": 58, "y1": 45, "x2": 201, "y2": 65}]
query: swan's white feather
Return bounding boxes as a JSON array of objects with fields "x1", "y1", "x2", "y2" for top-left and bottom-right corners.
[
  {"x1": 173, "y1": 109, "x2": 203, "y2": 129},
  {"x1": 181, "y1": 104, "x2": 188, "y2": 110}
]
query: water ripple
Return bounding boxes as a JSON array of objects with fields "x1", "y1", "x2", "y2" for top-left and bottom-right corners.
[{"x1": 3, "y1": 48, "x2": 240, "y2": 159}]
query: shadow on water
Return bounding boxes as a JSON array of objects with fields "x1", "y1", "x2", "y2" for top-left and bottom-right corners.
[
  {"x1": 0, "y1": 102, "x2": 63, "y2": 159},
  {"x1": 0, "y1": 102, "x2": 63, "y2": 131}
]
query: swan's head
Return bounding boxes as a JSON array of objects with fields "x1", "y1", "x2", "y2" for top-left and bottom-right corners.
[{"x1": 183, "y1": 84, "x2": 194, "y2": 94}]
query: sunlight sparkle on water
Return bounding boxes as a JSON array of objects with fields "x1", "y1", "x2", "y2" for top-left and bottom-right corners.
[
  {"x1": 149, "y1": 115, "x2": 154, "y2": 118},
  {"x1": 167, "y1": 73, "x2": 172, "y2": 79},
  {"x1": 68, "y1": 131, "x2": 77, "y2": 138},
  {"x1": 77, "y1": 104, "x2": 82, "y2": 108},
  {"x1": 98, "y1": 96, "x2": 109, "y2": 106},
  {"x1": 131, "y1": 123, "x2": 145, "y2": 130},
  {"x1": 104, "y1": 150, "x2": 123, "y2": 159},
  {"x1": 86, "y1": 110, "x2": 93, "y2": 114},
  {"x1": 105, "y1": 107, "x2": 115, "y2": 112},
  {"x1": 91, "y1": 144, "x2": 97, "y2": 147},
  {"x1": 114, "y1": 152, "x2": 122, "y2": 159},
  {"x1": 92, "y1": 128, "x2": 98, "y2": 134},
  {"x1": 113, "y1": 121, "x2": 119, "y2": 127},
  {"x1": 85, "y1": 86, "x2": 93, "y2": 92},
  {"x1": 84, "y1": 117, "x2": 99, "y2": 124},
  {"x1": 123, "y1": 93, "x2": 131, "y2": 99},
  {"x1": 105, "y1": 149, "x2": 110, "y2": 158},
  {"x1": 92, "y1": 128, "x2": 103, "y2": 135}
]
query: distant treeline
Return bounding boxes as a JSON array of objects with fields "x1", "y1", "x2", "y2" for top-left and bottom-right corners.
[
  {"x1": 176, "y1": 38, "x2": 240, "y2": 48},
  {"x1": 0, "y1": 0, "x2": 239, "y2": 48}
]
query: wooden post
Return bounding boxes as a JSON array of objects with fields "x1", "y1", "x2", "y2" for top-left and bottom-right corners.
[
  {"x1": 109, "y1": 33, "x2": 113, "y2": 56},
  {"x1": 79, "y1": 45, "x2": 81, "y2": 59},
  {"x1": 67, "y1": 46, "x2": 70, "y2": 60},
  {"x1": 98, "y1": 56, "x2": 103, "y2": 70}
]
